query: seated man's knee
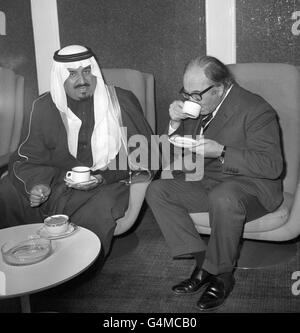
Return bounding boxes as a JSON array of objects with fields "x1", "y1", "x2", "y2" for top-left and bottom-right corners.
[{"x1": 208, "y1": 185, "x2": 243, "y2": 214}]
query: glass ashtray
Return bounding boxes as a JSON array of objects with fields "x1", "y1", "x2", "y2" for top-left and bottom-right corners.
[{"x1": 1, "y1": 237, "x2": 52, "y2": 266}]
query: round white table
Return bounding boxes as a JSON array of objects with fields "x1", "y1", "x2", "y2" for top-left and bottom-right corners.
[{"x1": 0, "y1": 223, "x2": 101, "y2": 312}]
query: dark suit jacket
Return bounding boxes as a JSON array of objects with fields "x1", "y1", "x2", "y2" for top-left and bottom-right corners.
[{"x1": 173, "y1": 84, "x2": 284, "y2": 212}]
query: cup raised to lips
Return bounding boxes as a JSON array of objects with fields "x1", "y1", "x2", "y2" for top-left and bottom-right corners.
[
  {"x1": 182, "y1": 100, "x2": 201, "y2": 118},
  {"x1": 44, "y1": 214, "x2": 69, "y2": 235}
]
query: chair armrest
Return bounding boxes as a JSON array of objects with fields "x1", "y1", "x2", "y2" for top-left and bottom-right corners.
[{"x1": 114, "y1": 180, "x2": 151, "y2": 236}]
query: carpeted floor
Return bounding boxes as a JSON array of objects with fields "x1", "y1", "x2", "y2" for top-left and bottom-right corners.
[{"x1": 1, "y1": 206, "x2": 300, "y2": 313}]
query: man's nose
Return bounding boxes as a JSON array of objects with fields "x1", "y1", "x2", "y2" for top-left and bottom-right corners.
[{"x1": 77, "y1": 73, "x2": 86, "y2": 84}]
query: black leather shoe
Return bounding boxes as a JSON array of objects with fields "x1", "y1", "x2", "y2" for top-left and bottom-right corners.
[
  {"x1": 172, "y1": 268, "x2": 212, "y2": 295},
  {"x1": 196, "y1": 274, "x2": 234, "y2": 311}
]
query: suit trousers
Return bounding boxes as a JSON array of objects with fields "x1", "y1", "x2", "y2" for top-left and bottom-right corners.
[{"x1": 146, "y1": 176, "x2": 268, "y2": 275}]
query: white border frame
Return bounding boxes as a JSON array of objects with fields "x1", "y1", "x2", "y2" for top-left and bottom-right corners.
[
  {"x1": 205, "y1": 0, "x2": 236, "y2": 64},
  {"x1": 31, "y1": 0, "x2": 60, "y2": 94}
]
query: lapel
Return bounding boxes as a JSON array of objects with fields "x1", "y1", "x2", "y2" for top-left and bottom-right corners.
[{"x1": 204, "y1": 84, "x2": 242, "y2": 138}]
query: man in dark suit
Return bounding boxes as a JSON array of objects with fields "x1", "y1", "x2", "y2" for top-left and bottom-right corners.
[{"x1": 146, "y1": 56, "x2": 283, "y2": 311}]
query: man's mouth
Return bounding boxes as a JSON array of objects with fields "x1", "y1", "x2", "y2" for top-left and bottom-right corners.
[
  {"x1": 75, "y1": 84, "x2": 90, "y2": 92},
  {"x1": 79, "y1": 86, "x2": 88, "y2": 93}
]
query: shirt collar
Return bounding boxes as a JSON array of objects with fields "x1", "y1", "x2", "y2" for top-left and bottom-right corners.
[{"x1": 211, "y1": 84, "x2": 233, "y2": 118}]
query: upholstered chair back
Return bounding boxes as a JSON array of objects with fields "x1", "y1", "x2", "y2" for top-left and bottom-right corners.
[
  {"x1": 0, "y1": 67, "x2": 24, "y2": 167},
  {"x1": 102, "y1": 68, "x2": 156, "y2": 133}
]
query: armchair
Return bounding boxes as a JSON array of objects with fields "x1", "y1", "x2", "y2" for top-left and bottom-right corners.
[
  {"x1": 102, "y1": 68, "x2": 155, "y2": 133},
  {"x1": 102, "y1": 68, "x2": 156, "y2": 235},
  {"x1": 162, "y1": 63, "x2": 300, "y2": 267},
  {"x1": 0, "y1": 67, "x2": 24, "y2": 169}
]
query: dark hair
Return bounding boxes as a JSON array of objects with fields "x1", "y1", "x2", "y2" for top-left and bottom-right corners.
[{"x1": 184, "y1": 56, "x2": 235, "y2": 89}]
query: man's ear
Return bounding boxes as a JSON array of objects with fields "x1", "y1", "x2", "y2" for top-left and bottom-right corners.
[{"x1": 213, "y1": 85, "x2": 224, "y2": 97}]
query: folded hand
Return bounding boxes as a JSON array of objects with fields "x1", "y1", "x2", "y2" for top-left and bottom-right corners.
[{"x1": 29, "y1": 184, "x2": 51, "y2": 207}]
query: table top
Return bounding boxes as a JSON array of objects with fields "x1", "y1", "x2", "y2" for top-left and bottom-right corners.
[{"x1": 0, "y1": 224, "x2": 101, "y2": 298}]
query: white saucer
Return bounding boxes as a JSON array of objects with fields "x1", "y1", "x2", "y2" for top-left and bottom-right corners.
[
  {"x1": 64, "y1": 175, "x2": 98, "y2": 187},
  {"x1": 37, "y1": 223, "x2": 79, "y2": 240},
  {"x1": 168, "y1": 135, "x2": 203, "y2": 148}
]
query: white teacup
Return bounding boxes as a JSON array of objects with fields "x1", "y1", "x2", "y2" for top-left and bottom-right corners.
[
  {"x1": 66, "y1": 166, "x2": 90, "y2": 183},
  {"x1": 44, "y1": 214, "x2": 69, "y2": 235},
  {"x1": 182, "y1": 101, "x2": 201, "y2": 118}
]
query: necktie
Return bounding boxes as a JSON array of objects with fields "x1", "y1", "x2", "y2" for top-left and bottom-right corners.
[
  {"x1": 200, "y1": 113, "x2": 213, "y2": 131},
  {"x1": 192, "y1": 113, "x2": 214, "y2": 138}
]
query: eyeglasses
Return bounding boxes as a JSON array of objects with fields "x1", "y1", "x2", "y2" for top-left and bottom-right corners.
[{"x1": 179, "y1": 85, "x2": 214, "y2": 102}]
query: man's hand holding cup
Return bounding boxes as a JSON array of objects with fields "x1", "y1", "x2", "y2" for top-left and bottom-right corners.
[{"x1": 169, "y1": 100, "x2": 201, "y2": 128}]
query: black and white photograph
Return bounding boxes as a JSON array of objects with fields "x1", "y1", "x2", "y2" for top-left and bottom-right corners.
[{"x1": 0, "y1": 0, "x2": 299, "y2": 319}]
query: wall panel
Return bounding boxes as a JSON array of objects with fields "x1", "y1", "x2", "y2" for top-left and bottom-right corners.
[
  {"x1": 236, "y1": 0, "x2": 300, "y2": 65},
  {"x1": 0, "y1": 0, "x2": 38, "y2": 121}
]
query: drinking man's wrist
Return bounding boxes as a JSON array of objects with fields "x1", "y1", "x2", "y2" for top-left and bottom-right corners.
[{"x1": 170, "y1": 119, "x2": 181, "y2": 130}]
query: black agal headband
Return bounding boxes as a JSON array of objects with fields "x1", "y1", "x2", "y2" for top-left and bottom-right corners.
[{"x1": 53, "y1": 48, "x2": 94, "y2": 63}]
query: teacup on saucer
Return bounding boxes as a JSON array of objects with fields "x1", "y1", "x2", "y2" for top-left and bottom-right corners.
[{"x1": 44, "y1": 214, "x2": 69, "y2": 235}]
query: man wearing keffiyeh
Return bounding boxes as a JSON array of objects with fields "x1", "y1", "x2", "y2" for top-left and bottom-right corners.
[{"x1": 0, "y1": 45, "x2": 156, "y2": 256}]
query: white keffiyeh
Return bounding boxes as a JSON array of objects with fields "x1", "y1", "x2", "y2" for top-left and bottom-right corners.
[{"x1": 50, "y1": 45, "x2": 122, "y2": 170}]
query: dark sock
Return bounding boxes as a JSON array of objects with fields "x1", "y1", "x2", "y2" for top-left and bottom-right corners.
[
  {"x1": 218, "y1": 271, "x2": 234, "y2": 289},
  {"x1": 192, "y1": 251, "x2": 205, "y2": 268}
]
